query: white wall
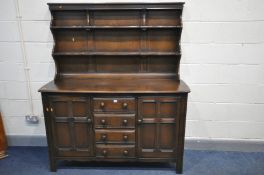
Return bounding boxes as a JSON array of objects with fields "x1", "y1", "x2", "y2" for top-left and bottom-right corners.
[{"x1": 0, "y1": 0, "x2": 264, "y2": 142}]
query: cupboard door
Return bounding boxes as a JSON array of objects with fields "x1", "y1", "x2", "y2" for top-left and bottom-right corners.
[
  {"x1": 48, "y1": 95, "x2": 93, "y2": 157},
  {"x1": 137, "y1": 97, "x2": 179, "y2": 158}
]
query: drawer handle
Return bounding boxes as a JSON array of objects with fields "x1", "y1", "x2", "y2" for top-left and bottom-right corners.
[
  {"x1": 138, "y1": 119, "x2": 142, "y2": 124},
  {"x1": 122, "y1": 102, "x2": 128, "y2": 109},
  {"x1": 123, "y1": 150, "x2": 129, "y2": 156},
  {"x1": 123, "y1": 119, "x2": 128, "y2": 125},
  {"x1": 101, "y1": 134, "x2": 107, "y2": 141},
  {"x1": 100, "y1": 102, "x2": 105, "y2": 108},
  {"x1": 123, "y1": 135, "x2": 128, "y2": 141},
  {"x1": 102, "y1": 150, "x2": 107, "y2": 156},
  {"x1": 87, "y1": 118, "x2": 92, "y2": 123},
  {"x1": 101, "y1": 119, "x2": 106, "y2": 125}
]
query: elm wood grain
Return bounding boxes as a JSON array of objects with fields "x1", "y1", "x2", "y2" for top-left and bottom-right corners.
[
  {"x1": 39, "y1": 79, "x2": 190, "y2": 94},
  {"x1": 51, "y1": 26, "x2": 182, "y2": 29},
  {"x1": 52, "y1": 11, "x2": 87, "y2": 26},
  {"x1": 55, "y1": 56, "x2": 180, "y2": 74},
  {"x1": 52, "y1": 51, "x2": 181, "y2": 56},
  {"x1": 94, "y1": 114, "x2": 135, "y2": 129},
  {"x1": 137, "y1": 97, "x2": 179, "y2": 159},
  {"x1": 42, "y1": 93, "x2": 189, "y2": 173},
  {"x1": 93, "y1": 97, "x2": 135, "y2": 113},
  {"x1": 41, "y1": 3, "x2": 189, "y2": 174},
  {"x1": 48, "y1": 3, "x2": 184, "y2": 11},
  {"x1": 95, "y1": 129, "x2": 135, "y2": 144},
  {"x1": 53, "y1": 29, "x2": 180, "y2": 53},
  {"x1": 96, "y1": 145, "x2": 135, "y2": 158},
  {"x1": 48, "y1": 96, "x2": 93, "y2": 158}
]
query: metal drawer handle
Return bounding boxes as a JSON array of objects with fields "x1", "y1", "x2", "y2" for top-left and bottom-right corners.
[
  {"x1": 87, "y1": 118, "x2": 92, "y2": 123},
  {"x1": 123, "y1": 135, "x2": 128, "y2": 141},
  {"x1": 123, "y1": 119, "x2": 128, "y2": 125},
  {"x1": 122, "y1": 102, "x2": 128, "y2": 108},
  {"x1": 102, "y1": 150, "x2": 107, "y2": 156},
  {"x1": 123, "y1": 150, "x2": 129, "y2": 156},
  {"x1": 138, "y1": 119, "x2": 142, "y2": 124},
  {"x1": 100, "y1": 102, "x2": 105, "y2": 108},
  {"x1": 101, "y1": 134, "x2": 107, "y2": 141},
  {"x1": 101, "y1": 119, "x2": 106, "y2": 125}
]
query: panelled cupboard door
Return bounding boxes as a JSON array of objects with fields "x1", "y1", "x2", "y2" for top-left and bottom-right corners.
[
  {"x1": 48, "y1": 95, "x2": 93, "y2": 157},
  {"x1": 137, "y1": 97, "x2": 180, "y2": 158}
]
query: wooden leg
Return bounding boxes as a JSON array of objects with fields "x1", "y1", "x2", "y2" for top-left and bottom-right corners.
[
  {"x1": 50, "y1": 158, "x2": 57, "y2": 172},
  {"x1": 176, "y1": 160, "x2": 183, "y2": 174},
  {"x1": 176, "y1": 145, "x2": 184, "y2": 174}
]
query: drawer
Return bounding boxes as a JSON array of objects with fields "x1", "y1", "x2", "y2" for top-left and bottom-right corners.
[
  {"x1": 95, "y1": 129, "x2": 135, "y2": 144},
  {"x1": 93, "y1": 97, "x2": 135, "y2": 113},
  {"x1": 96, "y1": 145, "x2": 135, "y2": 158},
  {"x1": 94, "y1": 114, "x2": 135, "y2": 128}
]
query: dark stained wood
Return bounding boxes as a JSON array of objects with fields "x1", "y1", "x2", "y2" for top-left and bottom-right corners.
[
  {"x1": 40, "y1": 3, "x2": 189, "y2": 174},
  {"x1": 95, "y1": 129, "x2": 135, "y2": 144},
  {"x1": 48, "y1": 96, "x2": 93, "y2": 157},
  {"x1": 96, "y1": 145, "x2": 135, "y2": 158},
  {"x1": 0, "y1": 112, "x2": 7, "y2": 159},
  {"x1": 39, "y1": 79, "x2": 189, "y2": 94},
  {"x1": 52, "y1": 51, "x2": 181, "y2": 56},
  {"x1": 93, "y1": 97, "x2": 135, "y2": 113},
  {"x1": 137, "y1": 97, "x2": 179, "y2": 158},
  {"x1": 94, "y1": 114, "x2": 135, "y2": 129}
]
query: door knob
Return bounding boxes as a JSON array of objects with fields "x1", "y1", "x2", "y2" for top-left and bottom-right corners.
[
  {"x1": 123, "y1": 150, "x2": 128, "y2": 156},
  {"x1": 123, "y1": 119, "x2": 128, "y2": 125},
  {"x1": 101, "y1": 119, "x2": 106, "y2": 125},
  {"x1": 87, "y1": 118, "x2": 92, "y2": 123},
  {"x1": 122, "y1": 102, "x2": 128, "y2": 108},
  {"x1": 100, "y1": 102, "x2": 105, "y2": 108},
  {"x1": 102, "y1": 150, "x2": 107, "y2": 156},
  {"x1": 123, "y1": 135, "x2": 128, "y2": 141},
  {"x1": 101, "y1": 134, "x2": 107, "y2": 141}
]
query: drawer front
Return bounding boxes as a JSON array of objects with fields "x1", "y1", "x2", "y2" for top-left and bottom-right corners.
[
  {"x1": 96, "y1": 145, "x2": 135, "y2": 158},
  {"x1": 95, "y1": 129, "x2": 135, "y2": 144},
  {"x1": 94, "y1": 114, "x2": 135, "y2": 128},
  {"x1": 93, "y1": 97, "x2": 135, "y2": 113}
]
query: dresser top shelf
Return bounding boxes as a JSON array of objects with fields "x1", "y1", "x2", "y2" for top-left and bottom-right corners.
[
  {"x1": 53, "y1": 51, "x2": 181, "y2": 56},
  {"x1": 40, "y1": 2, "x2": 188, "y2": 95},
  {"x1": 48, "y1": 3, "x2": 184, "y2": 11},
  {"x1": 51, "y1": 26, "x2": 182, "y2": 29},
  {"x1": 39, "y1": 78, "x2": 190, "y2": 94}
]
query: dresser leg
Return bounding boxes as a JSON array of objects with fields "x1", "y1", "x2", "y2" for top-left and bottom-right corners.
[
  {"x1": 50, "y1": 158, "x2": 57, "y2": 172},
  {"x1": 176, "y1": 162, "x2": 182, "y2": 174},
  {"x1": 176, "y1": 155, "x2": 183, "y2": 174}
]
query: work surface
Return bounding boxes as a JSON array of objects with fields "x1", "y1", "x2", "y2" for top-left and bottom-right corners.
[{"x1": 39, "y1": 78, "x2": 190, "y2": 94}]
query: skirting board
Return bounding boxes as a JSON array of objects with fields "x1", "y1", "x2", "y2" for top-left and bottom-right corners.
[{"x1": 6, "y1": 135, "x2": 264, "y2": 152}]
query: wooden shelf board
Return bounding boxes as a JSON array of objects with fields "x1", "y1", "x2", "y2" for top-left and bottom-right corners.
[
  {"x1": 39, "y1": 78, "x2": 190, "y2": 94},
  {"x1": 53, "y1": 51, "x2": 181, "y2": 56},
  {"x1": 51, "y1": 26, "x2": 182, "y2": 29},
  {"x1": 50, "y1": 7, "x2": 183, "y2": 11}
]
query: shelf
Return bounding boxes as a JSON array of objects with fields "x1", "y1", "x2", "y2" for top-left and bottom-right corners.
[
  {"x1": 53, "y1": 51, "x2": 181, "y2": 56},
  {"x1": 51, "y1": 26, "x2": 182, "y2": 29},
  {"x1": 50, "y1": 7, "x2": 183, "y2": 11},
  {"x1": 39, "y1": 78, "x2": 190, "y2": 94}
]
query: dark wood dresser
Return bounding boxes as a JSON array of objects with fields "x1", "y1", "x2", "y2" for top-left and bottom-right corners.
[{"x1": 39, "y1": 3, "x2": 190, "y2": 174}]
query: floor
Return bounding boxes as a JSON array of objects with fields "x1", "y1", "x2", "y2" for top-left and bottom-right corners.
[{"x1": 0, "y1": 147, "x2": 263, "y2": 175}]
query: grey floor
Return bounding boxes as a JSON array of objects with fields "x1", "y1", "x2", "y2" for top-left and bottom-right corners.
[{"x1": 0, "y1": 147, "x2": 263, "y2": 175}]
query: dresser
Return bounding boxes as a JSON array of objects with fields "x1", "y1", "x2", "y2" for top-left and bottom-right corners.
[{"x1": 39, "y1": 3, "x2": 190, "y2": 174}]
